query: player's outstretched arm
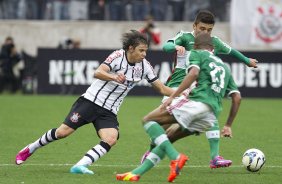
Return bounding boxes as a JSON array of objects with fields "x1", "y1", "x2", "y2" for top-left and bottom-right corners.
[
  {"x1": 163, "y1": 41, "x2": 186, "y2": 55},
  {"x1": 221, "y1": 92, "x2": 241, "y2": 138},
  {"x1": 94, "y1": 63, "x2": 125, "y2": 84},
  {"x1": 162, "y1": 66, "x2": 199, "y2": 108},
  {"x1": 229, "y1": 49, "x2": 258, "y2": 68},
  {"x1": 151, "y1": 79, "x2": 175, "y2": 96},
  {"x1": 162, "y1": 41, "x2": 177, "y2": 53}
]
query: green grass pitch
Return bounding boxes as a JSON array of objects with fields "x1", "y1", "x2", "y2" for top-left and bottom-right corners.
[{"x1": 0, "y1": 95, "x2": 281, "y2": 184}]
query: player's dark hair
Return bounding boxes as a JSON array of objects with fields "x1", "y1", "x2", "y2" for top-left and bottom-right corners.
[
  {"x1": 194, "y1": 10, "x2": 215, "y2": 25},
  {"x1": 122, "y1": 30, "x2": 148, "y2": 51},
  {"x1": 194, "y1": 32, "x2": 214, "y2": 50}
]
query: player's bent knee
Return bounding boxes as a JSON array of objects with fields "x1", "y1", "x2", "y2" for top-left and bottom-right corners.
[
  {"x1": 142, "y1": 113, "x2": 154, "y2": 124},
  {"x1": 55, "y1": 130, "x2": 69, "y2": 139},
  {"x1": 55, "y1": 125, "x2": 75, "y2": 139},
  {"x1": 103, "y1": 136, "x2": 118, "y2": 146},
  {"x1": 98, "y1": 128, "x2": 119, "y2": 146},
  {"x1": 142, "y1": 116, "x2": 148, "y2": 125}
]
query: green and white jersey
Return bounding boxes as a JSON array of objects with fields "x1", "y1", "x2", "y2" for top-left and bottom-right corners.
[
  {"x1": 165, "y1": 31, "x2": 232, "y2": 88},
  {"x1": 187, "y1": 49, "x2": 239, "y2": 117}
]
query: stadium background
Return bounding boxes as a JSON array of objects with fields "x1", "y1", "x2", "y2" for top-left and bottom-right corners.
[{"x1": 1, "y1": 0, "x2": 281, "y2": 97}]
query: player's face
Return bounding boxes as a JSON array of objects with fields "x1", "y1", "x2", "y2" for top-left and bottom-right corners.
[
  {"x1": 127, "y1": 43, "x2": 148, "y2": 63},
  {"x1": 193, "y1": 22, "x2": 214, "y2": 36}
]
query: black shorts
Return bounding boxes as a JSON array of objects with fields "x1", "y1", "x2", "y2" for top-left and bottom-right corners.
[{"x1": 64, "y1": 97, "x2": 119, "y2": 132}]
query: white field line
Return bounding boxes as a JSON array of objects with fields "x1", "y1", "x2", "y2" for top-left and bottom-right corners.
[{"x1": 0, "y1": 163, "x2": 282, "y2": 168}]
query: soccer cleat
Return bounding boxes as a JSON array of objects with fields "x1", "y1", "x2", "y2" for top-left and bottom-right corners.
[
  {"x1": 116, "y1": 172, "x2": 140, "y2": 181},
  {"x1": 210, "y1": 156, "x2": 232, "y2": 169},
  {"x1": 70, "y1": 165, "x2": 94, "y2": 174},
  {"x1": 15, "y1": 146, "x2": 32, "y2": 165},
  {"x1": 167, "y1": 153, "x2": 189, "y2": 182},
  {"x1": 140, "y1": 151, "x2": 150, "y2": 164}
]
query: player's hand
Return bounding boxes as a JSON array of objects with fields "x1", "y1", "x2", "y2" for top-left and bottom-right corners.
[
  {"x1": 175, "y1": 45, "x2": 186, "y2": 55},
  {"x1": 221, "y1": 125, "x2": 232, "y2": 138},
  {"x1": 248, "y1": 58, "x2": 258, "y2": 68},
  {"x1": 114, "y1": 73, "x2": 126, "y2": 84},
  {"x1": 161, "y1": 97, "x2": 173, "y2": 110}
]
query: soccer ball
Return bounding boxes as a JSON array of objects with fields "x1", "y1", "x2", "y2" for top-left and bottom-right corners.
[{"x1": 242, "y1": 148, "x2": 266, "y2": 172}]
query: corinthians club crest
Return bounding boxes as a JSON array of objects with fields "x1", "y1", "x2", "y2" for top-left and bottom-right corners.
[
  {"x1": 70, "y1": 112, "x2": 80, "y2": 123},
  {"x1": 133, "y1": 67, "x2": 143, "y2": 78},
  {"x1": 255, "y1": 5, "x2": 282, "y2": 43}
]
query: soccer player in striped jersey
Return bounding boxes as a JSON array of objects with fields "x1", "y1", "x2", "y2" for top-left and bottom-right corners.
[
  {"x1": 140, "y1": 10, "x2": 257, "y2": 169},
  {"x1": 15, "y1": 30, "x2": 175, "y2": 174},
  {"x1": 116, "y1": 32, "x2": 241, "y2": 182}
]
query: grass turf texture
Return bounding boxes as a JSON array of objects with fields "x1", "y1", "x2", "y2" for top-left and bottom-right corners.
[{"x1": 0, "y1": 95, "x2": 281, "y2": 184}]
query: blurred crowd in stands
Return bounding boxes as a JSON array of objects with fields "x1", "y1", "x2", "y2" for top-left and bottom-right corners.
[
  {"x1": 0, "y1": 37, "x2": 23, "y2": 93},
  {"x1": 0, "y1": 0, "x2": 231, "y2": 93},
  {"x1": 0, "y1": 36, "x2": 81, "y2": 94},
  {"x1": 0, "y1": 0, "x2": 231, "y2": 22},
  {"x1": 0, "y1": 33, "x2": 85, "y2": 93}
]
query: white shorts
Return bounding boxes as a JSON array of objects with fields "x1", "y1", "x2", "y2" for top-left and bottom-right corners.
[{"x1": 167, "y1": 96, "x2": 216, "y2": 133}]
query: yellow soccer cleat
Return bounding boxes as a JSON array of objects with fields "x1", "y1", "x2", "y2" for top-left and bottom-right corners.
[{"x1": 116, "y1": 172, "x2": 140, "y2": 181}]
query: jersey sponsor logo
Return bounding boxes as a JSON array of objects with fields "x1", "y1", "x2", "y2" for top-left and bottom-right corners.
[
  {"x1": 211, "y1": 84, "x2": 222, "y2": 93},
  {"x1": 70, "y1": 112, "x2": 81, "y2": 123},
  {"x1": 105, "y1": 51, "x2": 122, "y2": 64}
]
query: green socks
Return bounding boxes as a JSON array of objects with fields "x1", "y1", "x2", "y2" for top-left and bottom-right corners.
[
  {"x1": 206, "y1": 121, "x2": 220, "y2": 160},
  {"x1": 144, "y1": 121, "x2": 179, "y2": 160},
  {"x1": 208, "y1": 138, "x2": 219, "y2": 160},
  {"x1": 132, "y1": 146, "x2": 165, "y2": 175}
]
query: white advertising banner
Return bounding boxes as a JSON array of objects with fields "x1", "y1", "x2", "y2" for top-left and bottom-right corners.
[
  {"x1": 231, "y1": 0, "x2": 282, "y2": 49},
  {"x1": 37, "y1": 49, "x2": 282, "y2": 97}
]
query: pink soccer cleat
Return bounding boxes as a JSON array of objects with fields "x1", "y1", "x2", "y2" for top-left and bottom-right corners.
[
  {"x1": 210, "y1": 156, "x2": 232, "y2": 169},
  {"x1": 15, "y1": 146, "x2": 32, "y2": 165}
]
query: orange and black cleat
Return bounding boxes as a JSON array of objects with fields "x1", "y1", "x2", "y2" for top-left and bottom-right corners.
[{"x1": 167, "y1": 153, "x2": 189, "y2": 182}]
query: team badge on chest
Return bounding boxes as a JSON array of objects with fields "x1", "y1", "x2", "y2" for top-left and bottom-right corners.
[{"x1": 133, "y1": 67, "x2": 143, "y2": 78}]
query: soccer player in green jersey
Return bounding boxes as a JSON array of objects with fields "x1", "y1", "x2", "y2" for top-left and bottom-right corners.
[
  {"x1": 116, "y1": 32, "x2": 241, "y2": 182},
  {"x1": 140, "y1": 10, "x2": 256, "y2": 168}
]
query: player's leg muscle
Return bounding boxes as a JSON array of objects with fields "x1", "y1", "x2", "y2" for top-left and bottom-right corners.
[
  {"x1": 142, "y1": 106, "x2": 177, "y2": 126},
  {"x1": 56, "y1": 124, "x2": 75, "y2": 139},
  {"x1": 98, "y1": 128, "x2": 119, "y2": 146}
]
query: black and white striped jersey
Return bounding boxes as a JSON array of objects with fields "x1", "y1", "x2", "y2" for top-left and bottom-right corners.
[{"x1": 82, "y1": 49, "x2": 158, "y2": 114}]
